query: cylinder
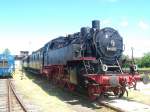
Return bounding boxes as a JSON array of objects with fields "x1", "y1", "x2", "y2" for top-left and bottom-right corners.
[
  {"x1": 80, "y1": 27, "x2": 90, "y2": 37},
  {"x1": 92, "y1": 20, "x2": 100, "y2": 29}
]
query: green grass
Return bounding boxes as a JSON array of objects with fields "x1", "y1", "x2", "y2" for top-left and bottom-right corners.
[
  {"x1": 13, "y1": 70, "x2": 75, "y2": 112},
  {"x1": 124, "y1": 89, "x2": 150, "y2": 105},
  {"x1": 13, "y1": 69, "x2": 116, "y2": 112}
]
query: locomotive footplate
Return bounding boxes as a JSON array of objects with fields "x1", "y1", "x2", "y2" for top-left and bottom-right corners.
[{"x1": 84, "y1": 73, "x2": 141, "y2": 100}]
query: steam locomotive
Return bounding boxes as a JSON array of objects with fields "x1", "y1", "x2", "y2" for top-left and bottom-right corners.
[{"x1": 22, "y1": 20, "x2": 141, "y2": 100}]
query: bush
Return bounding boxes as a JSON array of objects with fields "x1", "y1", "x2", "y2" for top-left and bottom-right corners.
[{"x1": 137, "y1": 52, "x2": 150, "y2": 68}]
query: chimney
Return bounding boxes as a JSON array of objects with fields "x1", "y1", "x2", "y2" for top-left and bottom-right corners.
[
  {"x1": 92, "y1": 20, "x2": 100, "y2": 30},
  {"x1": 80, "y1": 27, "x2": 90, "y2": 37}
]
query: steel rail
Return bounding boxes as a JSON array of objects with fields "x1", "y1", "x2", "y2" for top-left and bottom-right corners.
[
  {"x1": 98, "y1": 101, "x2": 125, "y2": 112},
  {"x1": 7, "y1": 79, "x2": 28, "y2": 112},
  {"x1": 7, "y1": 79, "x2": 11, "y2": 112}
]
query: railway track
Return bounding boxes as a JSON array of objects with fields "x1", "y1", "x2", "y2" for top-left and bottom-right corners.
[
  {"x1": 0, "y1": 79, "x2": 28, "y2": 112},
  {"x1": 98, "y1": 83, "x2": 150, "y2": 112},
  {"x1": 99, "y1": 98, "x2": 150, "y2": 112},
  {"x1": 64, "y1": 85, "x2": 150, "y2": 112}
]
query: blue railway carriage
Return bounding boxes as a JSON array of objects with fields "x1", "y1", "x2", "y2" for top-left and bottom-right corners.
[{"x1": 0, "y1": 54, "x2": 15, "y2": 77}]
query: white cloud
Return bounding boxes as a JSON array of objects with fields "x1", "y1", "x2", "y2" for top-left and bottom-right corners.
[
  {"x1": 138, "y1": 20, "x2": 149, "y2": 30},
  {"x1": 120, "y1": 20, "x2": 128, "y2": 27},
  {"x1": 0, "y1": 36, "x2": 50, "y2": 55},
  {"x1": 101, "y1": 19, "x2": 111, "y2": 26},
  {"x1": 123, "y1": 37, "x2": 150, "y2": 57}
]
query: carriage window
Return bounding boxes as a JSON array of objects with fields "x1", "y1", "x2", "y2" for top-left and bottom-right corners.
[
  {"x1": 0, "y1": 61, "x2": 2, "y2": 67},
  {"x1": 3, "y1": 61, "x2": 8, "y2": 67},
  {"x1": 0, "y1": 60, "x2": 8, "y2": 67}
]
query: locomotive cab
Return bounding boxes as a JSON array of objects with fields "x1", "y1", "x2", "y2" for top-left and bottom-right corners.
[{"x1": 68, "y1": 59, "x2": 100, "y2": 88}]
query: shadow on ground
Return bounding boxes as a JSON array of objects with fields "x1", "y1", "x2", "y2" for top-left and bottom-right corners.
[{"x1": 22, "y1": 70, "x2": 103, "y2": 110}]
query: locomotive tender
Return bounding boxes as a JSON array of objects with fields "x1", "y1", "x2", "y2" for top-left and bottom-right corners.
[{"x1": 22, "y1": 20, "x2": 141, "y2": 100}]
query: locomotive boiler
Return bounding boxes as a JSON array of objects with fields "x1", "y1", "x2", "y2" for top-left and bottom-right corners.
[
  {"x1": 43, "y1": 20, "x2": 122, "y2": 65},
  {"x1": 22, "y1": 20, "x2": 141, "y2": 100}
]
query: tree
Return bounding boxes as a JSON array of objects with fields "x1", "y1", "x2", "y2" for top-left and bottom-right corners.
[
  {"x1": 3, "y1": 48, "x2": 11, "y2": 56},
  {"x1": 137, "y1": 52, "x2": 150, "y2": 68}
]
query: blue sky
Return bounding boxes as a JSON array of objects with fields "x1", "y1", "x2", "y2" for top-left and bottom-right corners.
[{"x1": 0, "y1": 0, "x2": 149, "y2": 57}]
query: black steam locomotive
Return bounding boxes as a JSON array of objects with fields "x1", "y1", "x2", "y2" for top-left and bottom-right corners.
[{"x1": 22, "y1": 20, "x2": 141, "y2": 100}]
